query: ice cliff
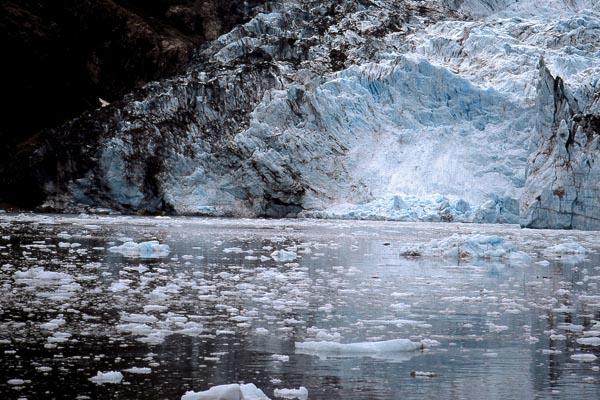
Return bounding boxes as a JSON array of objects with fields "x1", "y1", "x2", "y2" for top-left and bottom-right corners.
[
  {"x1": 520, "y1": 60, "x2": 600, "y2": 230},
  {"x1": 8, "y1": 0, "x2": 600, "y2": 228}
]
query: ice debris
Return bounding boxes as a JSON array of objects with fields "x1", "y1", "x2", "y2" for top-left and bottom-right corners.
[
  {"x1": 273, "y1": 387, "x2": 308, "y2": 400},
  {"x1": 108, "y1": 240, "x2": 170, "y2": 259},
  {"x1": 181, "y1": 383, "x2": 270, "y2": 400},
  {"x1": 89, "y1": 371, "x2": 124, "y2": 384},
  {"x1": 400, "y1": 234, "x2": 529, "y2": 261},
  {"x1": 303, "y1": 194, "x2": 519, "y2": 224},
  {"x1": 570, "y1": 354, "x2": 598, "y2": 362},
  {"x1": 123, "y1": 367, "x2": 151, "y2": 374},
  {"x1": 270, "y1": 250, "x2": 297, "y2": 262},
  {"x1": 295, "y1": 338, "x2": 423, "y2": 355},
  {"x1": 542, "y1": 241, "x2": 588, "y2": 258}
]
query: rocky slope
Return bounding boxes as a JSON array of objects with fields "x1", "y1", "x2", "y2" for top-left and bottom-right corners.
[
  {"x1": 2, "y1": 0, "x2": 600, "y2": 228},
  {"x1": 0, "y1": 0, "x2": 264, "y2": 205}
]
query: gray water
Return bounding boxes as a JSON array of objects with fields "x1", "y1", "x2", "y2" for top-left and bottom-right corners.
[{"x1": 0, "y1": 214, "x2": 599, "y2": 399}]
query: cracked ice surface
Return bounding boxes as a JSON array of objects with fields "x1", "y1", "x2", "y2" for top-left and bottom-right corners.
[{"x1": 0, "y1": 214, "x2": 599, "y2": 399}]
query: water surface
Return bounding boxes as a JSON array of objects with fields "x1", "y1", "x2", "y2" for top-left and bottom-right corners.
[{"x1": 1, "y1": 215, "x2": 599, "y2": 399}]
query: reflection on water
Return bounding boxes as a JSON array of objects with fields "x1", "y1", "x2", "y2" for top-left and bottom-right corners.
[{"x1": 0, "y1": 215, "x2": 599, "y2": 399}]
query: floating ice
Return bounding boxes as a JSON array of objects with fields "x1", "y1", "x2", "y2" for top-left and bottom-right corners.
[
  {"x1": 273, "y1": 387, "x2": 308, "y2": 400},
  {"x1": 576, "y1": 337, "x2": 600, "y2": 347},
  {"x1": 108, "y1": 241, "x2": 170, "y2": 259},
  {"x1": 411, "y1": 371, "x2": 437, "y2": 378},
  {"x1": 120, "y1": 313, "x2": 158, "y2": 324},
  {"x1": 270, "y1": 250, "x2": 297, "y2": 262},
  {"x1": 89, "y1": 371, "x2": 124, "y2": 384},
  {"x1": 181, "y1": 383, "x2": 270, "y2": 400},
  {"x1": 401, "y1": 234, "x2": 529, "y2": 261},
  {"x1": 271, "y1": 354, "x2": 289, "y2": 362},
  {"x1": 542, "y1": 241, "x2": 588, "y2": 258},
  {"x1": 303, "y1": 194, "x2": 519, "y2": 224},
  {"x1": 295, "y1": 338, "x2": 423, "y2": 355},
  {"x1": 123, "y1": 367, "x2": 151, "y2": 374},
  {"x1": 40, "y1": 318, "x2": 66, "y2": 331},
  {"x1": 570, "y1": 354, "x2": 598, "y2": 362},
  {"x1": 13, "y1": 267, "x2": 74, "y2": 284}
]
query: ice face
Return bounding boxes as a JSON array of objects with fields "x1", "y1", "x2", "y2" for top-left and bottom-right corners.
[{"x1": 25, "y1": 1, "x2": 598, "y2": 228}]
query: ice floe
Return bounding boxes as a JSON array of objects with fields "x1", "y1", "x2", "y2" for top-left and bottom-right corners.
[
  {"x1": 400, "y1": 234, "x2": 530, "y2": 261},
  {"x1": 108, "y1": 240, "x2": 170, "y2": 259},
  {"x1": 270, "y1": 250, "x2": 298, "y2": 262},
  {"x1": 295, "y1": 338, "x2": 424, "y2": 355},
  {"x1": 182, "y1": 383, "x2": 270, "y2": 400},
  {"x1": 273, "y1": 387, "x2": 308, "y2": 400},
  {"x1": 89, "y1": 371, "x2": 124, "y2": 384}
]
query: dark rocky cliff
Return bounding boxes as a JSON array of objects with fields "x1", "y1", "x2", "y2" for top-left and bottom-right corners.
[{"x1": 0, "y1": 0, "x2": 265, "y2": 206}]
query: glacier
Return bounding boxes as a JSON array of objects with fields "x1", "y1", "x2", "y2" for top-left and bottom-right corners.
[{"x1": 20, "y1": 0, "x2": 600, "y2": 228}]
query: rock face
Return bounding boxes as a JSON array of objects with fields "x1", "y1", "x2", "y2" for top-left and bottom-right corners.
[
  {"x1": 520, "y1": 60, "x2": 600, "y2": 229},
  {"x1": 2, "y1": 0, "x2": 600, "y2": 228},
  {"x1": 0, "y1": 0, "x2": 265, "y2": 205}
]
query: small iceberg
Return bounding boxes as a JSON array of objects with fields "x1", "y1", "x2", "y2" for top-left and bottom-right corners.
[
  {"x1": 270, "y1": 249, "x2": 297, "y2": 262},
  {"x1": 273, "y1": 387, "x2": 308, "y2": 400},
  {"x1": 295, "y1": 338, "x2": 423, "y2": 355},
  {"x1": 400, "y1": 234, "x2": 529, "y2": 262},
  {"x1": 108, "y1": 240, "x2": 170, "y2": 259},
  {"x1": 182, "y1": 383, "x2": 270, "y2": 400},
  {"x1": 89, "y1": 371, "x2": 123, "y2": 384},
  {"x1": 542, "y1": 241, "x2": 588, "y2": 258}
]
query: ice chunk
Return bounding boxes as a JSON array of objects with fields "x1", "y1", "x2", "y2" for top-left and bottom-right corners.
[
  {"x1": 120, "y1": 313, "x2": 158, "y2": 324},
  {"x1": 89, "y1": 371, "x2": 124, "y2": 384},
  {"x1": 40, "y1": 318, "x2": 66, "y2": 331},
  {"x1": 123, "y1": 367, "x2": 151, "y2": 374},
  {"x1": 410, "y1": 371, "x2": 437, "y2": 378},
  {"x1": 13, "y1": 267, "x2": 74, "y2": 284},
  {"x1": 542, "y1": 241, "x2": 588, "y2": 258},
  {"x1": 400, "y1": 234, "x2": 528, "y2": 261},
  {"x1": 295, "y1": 338, "x2": 423, "y2": 354},
  {"x1": 273, "y1": 387, "x2": 308, "y2": 400},
  {"x1": 570, "y1": 354, "x2": 597, "y2": 362},
  {"x1": 181, "y1": 383, "x2": 270, "y2": 400},
  {"x1": 270, "y1": 250, "x2": 297, "y2": 262},
  {"x1": 271, "y1": 354, "x2": 289, "y2": 362},
  {"x1": 576, "y1": 337, "x2": 600, "y2": 346},
  {"x1": 108, "y1": 241, "x2": 170, "y2": 259}
]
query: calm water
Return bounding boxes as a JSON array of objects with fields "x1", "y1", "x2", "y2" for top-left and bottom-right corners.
[{"x1": 0, "y1": 214, "x2": 599, "y2": 399}]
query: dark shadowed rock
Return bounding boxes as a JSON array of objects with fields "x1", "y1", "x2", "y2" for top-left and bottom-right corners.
[{"x1": 0, "y1": 0, "x2": 265, "y2": 206}]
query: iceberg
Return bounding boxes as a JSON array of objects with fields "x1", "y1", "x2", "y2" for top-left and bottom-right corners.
[
  {"x1": 181, "y1": 383, "x2": 270, "y2": 400},
  {"x1": 89, "y1": 371, "x2": 123, "y2": 384},
  {"x1": 273, "y1": 387, "x2": 308, "y2": 400},
  {"x1": 295, "y1": 338, "x2": 423, "y2": 355},
  {"x1": 108, "y1": 240, "x2": 170, "y2": 259}
]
